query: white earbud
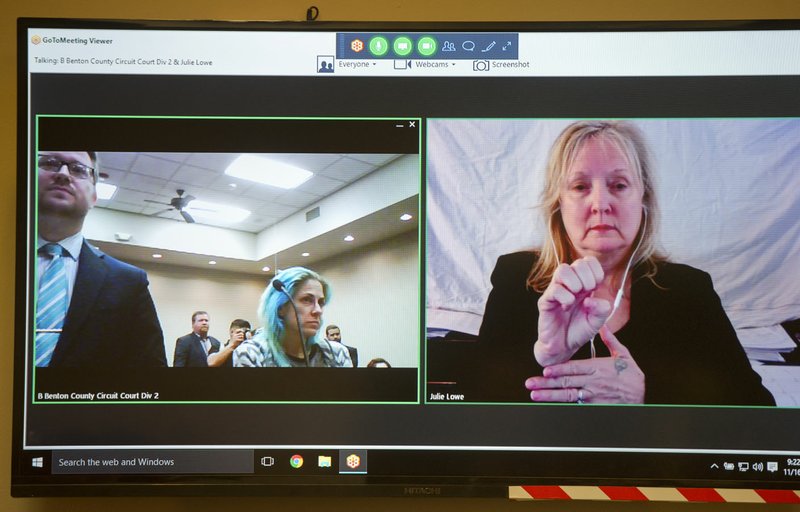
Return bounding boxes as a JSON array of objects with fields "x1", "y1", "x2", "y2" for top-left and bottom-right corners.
[
  {"x1": 547, "y1": 206, "x2": 647, "y2": 358},
  {"x1": 549, "y1": 206, "x2": 561, "y2": 266},
  {"x1": 594, "y1": 206, "x2": 647, "y2": 356}
]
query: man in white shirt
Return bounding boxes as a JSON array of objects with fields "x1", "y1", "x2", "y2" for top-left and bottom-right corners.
[{"x1": 35, "y1": 150, "x2": 166, "y2": 367}]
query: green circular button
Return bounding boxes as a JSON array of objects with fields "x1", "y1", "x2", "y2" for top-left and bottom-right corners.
[
  {"x1": 417, "y1": 36, "x2": 437, "y2": 57},
  {"x1": 393, "y1": 36, "x2": 413, "y2": 57},
  {"x1": 369, "y1": 36, "x2": 389, "y2": 57}
]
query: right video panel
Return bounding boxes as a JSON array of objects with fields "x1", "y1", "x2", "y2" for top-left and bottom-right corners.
[{"x1": 426, "y1": 118, "x2": 800, "y2": 406}]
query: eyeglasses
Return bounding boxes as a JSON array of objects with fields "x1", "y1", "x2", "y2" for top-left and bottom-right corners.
[{"x1": 38, "y1": 155, "x2": 96, "y2": 182}]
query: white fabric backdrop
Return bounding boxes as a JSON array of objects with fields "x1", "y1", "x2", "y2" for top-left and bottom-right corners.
[{"x1": 426, "y1": 119, "x2": 800, "y2": 334}]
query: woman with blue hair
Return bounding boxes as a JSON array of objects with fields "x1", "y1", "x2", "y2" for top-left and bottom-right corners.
[{"x1": 234, "y1": 267, "x2": 353, "y2": 367}]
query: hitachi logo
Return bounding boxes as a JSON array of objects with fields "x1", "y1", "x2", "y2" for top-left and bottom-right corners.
[{"x1": 404, "y1": 487, "x2": 441, "y2": 495}]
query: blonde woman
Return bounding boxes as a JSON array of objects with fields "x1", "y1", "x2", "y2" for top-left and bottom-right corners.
[{"x1": 477, "y1": 121, "x2": 773, "y2": 406}]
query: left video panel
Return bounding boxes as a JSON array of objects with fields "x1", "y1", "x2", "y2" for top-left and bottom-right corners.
[{"x1": 26, "y1": 116, "x2": 421, "y2": 403}]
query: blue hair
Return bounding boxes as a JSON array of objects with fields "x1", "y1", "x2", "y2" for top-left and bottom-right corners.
[{"x1": 255, "y1": 266, "x2": 331, "y2": 367}]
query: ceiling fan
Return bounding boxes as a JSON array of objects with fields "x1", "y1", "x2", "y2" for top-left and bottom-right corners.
[{"x1": 144, "y1": 189, "x2": 210, "y2": 223}]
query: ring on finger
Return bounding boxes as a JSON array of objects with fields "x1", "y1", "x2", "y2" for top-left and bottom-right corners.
[{"x1": 577, "y1": 389, "x2": 585, "y2": 405}]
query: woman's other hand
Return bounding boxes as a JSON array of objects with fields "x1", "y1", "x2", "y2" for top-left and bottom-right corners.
[{"x1": 526, "y1": 325, "x2": 645, "y2": 404}]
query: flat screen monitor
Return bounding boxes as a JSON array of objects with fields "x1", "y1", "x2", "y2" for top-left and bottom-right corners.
[{"x1": 13, "y1": 17, "x2": 800, "y2": 499}]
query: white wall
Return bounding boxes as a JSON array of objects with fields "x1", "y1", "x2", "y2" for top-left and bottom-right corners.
[
  {"x1": 85, "y1": 207, "x2": 256, "y2": 259},
  {"x1": 313, "y1": 229, "x2": 419, "y2": 368},
  {"x1": 138, "y1": 262, "x2": 266, "y2": 365},
  {"x1": 255, "y1": 154, "x2": 419, "y2": 258},
  {"x1": 139, "y1": 229, "x2": 419, "y2": 367}
]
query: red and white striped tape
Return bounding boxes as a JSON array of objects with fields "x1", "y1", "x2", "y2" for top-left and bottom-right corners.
[{"x1": 509, "y1": 486, "x2": 800, "y2": 503}]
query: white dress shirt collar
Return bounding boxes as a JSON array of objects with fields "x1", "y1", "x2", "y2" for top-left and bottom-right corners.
[{"x1": 37, "y1": 232, "x2": 84, "y2": 261}]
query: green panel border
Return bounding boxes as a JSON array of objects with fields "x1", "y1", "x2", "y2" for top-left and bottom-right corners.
[
  {"x1": 423, "y1": 116, "x2": 797, "y2": 410},
  {"x1": 30, "y1": 114, "x2": 423, "y2": 406}
]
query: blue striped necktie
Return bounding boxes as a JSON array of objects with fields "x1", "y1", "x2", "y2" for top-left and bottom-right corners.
[{"x1": 36, "y1": 243, "x2": 68, "y2": 367}]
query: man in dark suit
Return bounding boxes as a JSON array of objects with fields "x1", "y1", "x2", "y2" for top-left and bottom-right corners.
[
  {"x1": 36, "y1": 151, "x2": 166, "y2": 367},
  {"x1": 325, "y1": 324, "x2": 358, "y2": 367},
  {"x1": 173, "y1": 311, "x2": 222, "y2": 367}
]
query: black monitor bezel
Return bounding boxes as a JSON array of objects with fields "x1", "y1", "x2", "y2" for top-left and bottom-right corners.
[{"x1": 15, "y1": 16, "x2": 800, "y2": 498}]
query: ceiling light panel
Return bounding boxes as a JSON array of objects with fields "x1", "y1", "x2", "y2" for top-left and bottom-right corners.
[
  {"x1": 225, "y1": 154, "x2": 313, "y2": 189},
  {"x1": 186, "y1": 200, "x2": 251, "y2": 223}
]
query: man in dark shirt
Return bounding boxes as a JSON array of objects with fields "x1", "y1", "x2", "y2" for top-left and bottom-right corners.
[
  {"x1": 173, "y1": 311, "x2": 222, "y2": 367},
  {"x1": 325, "y1": 324, "x2": 358, "y2": 367}
]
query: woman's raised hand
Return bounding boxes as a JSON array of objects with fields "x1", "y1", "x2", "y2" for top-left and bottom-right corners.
[{"x1": 534, "y1": 256, "x2": 611, "y2": 366}]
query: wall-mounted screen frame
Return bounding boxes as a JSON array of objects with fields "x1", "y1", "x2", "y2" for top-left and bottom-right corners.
[{"x1": 14, "y1": 17, "x2": 800, "y2": 498}]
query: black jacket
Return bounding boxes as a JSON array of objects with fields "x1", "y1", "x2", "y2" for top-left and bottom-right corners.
[
  {"x1": 174, "y1": 333, "x2": 221, "y2": 368},
  {"x1": 49, "y1": 242, "x2": 166, "y2": 368},
  {"x1": 470, "y1": 252, "x2": 775, "y2": 405}
]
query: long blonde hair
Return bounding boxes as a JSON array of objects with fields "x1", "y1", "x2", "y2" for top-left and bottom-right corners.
[{"x1": 528, "y1": 120, "x2": 664, "y2": 292}]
